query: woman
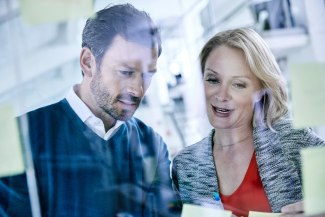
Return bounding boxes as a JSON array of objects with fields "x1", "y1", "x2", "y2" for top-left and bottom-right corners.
[{"x1": 172, "y1": 28, "x2": 325, "y2": 217}]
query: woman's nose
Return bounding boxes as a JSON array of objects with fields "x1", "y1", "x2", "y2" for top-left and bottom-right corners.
[{"x1": 216, "y1": 86, "x2": 230, "y2": 101}]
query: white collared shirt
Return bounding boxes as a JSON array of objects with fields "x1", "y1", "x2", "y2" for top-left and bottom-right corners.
[{"x1": 65, "y1": 86, "x2": 123, "y2": 140}]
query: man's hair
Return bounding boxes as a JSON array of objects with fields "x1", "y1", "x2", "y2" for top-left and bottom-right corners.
[
  {"x1": 82, "y1": 3, "x2": 162, "y2": 70},
  {"x1": 199, "y1": 28, "x2": 289, "y2": 129}
]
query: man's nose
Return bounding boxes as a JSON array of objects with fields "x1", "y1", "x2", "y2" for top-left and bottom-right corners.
[{"x1": 127, "y1": 76, "x2": 144, "y2": 97}]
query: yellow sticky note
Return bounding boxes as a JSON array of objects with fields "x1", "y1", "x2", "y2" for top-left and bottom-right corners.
[
  {"x1": 181, "y1": 204, "x2": 232, "y2": 217},
  {"x1": 0, "y1": 105, "x2": 25, "y2": 177},
  {"x1": 21, "y1": 0, "x2": 93, "y2": 24},
  {"x1": 301, "y1": 146, "x2": 325, "y2": 215},
  {"x1": 248, "y1": 211, "x2": 281, "y2": 217},
  {"x1": 290, "y1": 63, "x2": 325, "y2": 128}
]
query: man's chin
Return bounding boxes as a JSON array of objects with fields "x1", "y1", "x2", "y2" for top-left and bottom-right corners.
[
  {"x1": 117, "y1": 116, "x2": 132, "y2": 121},
  {"x1": 116, "y1": 110, "x2": 135, "y2": 121}
]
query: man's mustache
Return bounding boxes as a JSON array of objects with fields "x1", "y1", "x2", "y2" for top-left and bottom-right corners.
[{"x1": 117, "y1": 94, "x2": 141, "y2": 104}]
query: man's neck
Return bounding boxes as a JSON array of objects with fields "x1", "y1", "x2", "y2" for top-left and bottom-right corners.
[{"x1": 74, "y1": 84, "x2": 117, "y2": 131}]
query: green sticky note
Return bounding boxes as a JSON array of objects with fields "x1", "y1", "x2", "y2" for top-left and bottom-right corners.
[
  {"x1": 181, "y1": 204, "x2": 232, "y2": 217},
  {"x1": 290, "y1": 63, "x2": 325, "y2": 128},
  {"x1": 248, "y1": 211, "x2": 280, "y2": 217},
  {"x1": 21, "y1": 0, "x2": 93, "y2": 24},
  {"x1": 301, "y1": 146, "x2": 325, "y2": 216},
  {"x1": 0, "y1": 105, "x2": 25, "y2": 177}
]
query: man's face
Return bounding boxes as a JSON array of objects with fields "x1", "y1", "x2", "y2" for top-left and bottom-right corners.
[{"x1": 90, "y1": 35, "x2": 158, "y2": 121}]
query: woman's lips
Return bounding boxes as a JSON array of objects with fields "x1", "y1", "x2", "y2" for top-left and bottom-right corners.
[{"x1": 212, "y1": 105, "x2": 233, "y2": 117}]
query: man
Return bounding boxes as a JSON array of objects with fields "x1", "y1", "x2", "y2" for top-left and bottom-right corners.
[{"x1": 0, "y1": 4, "x2": 179, "y2": 217}]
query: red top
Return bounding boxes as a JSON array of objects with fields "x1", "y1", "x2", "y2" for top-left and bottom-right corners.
[{"x1": 219, "y1": 152, "x2": 272, "y2": 217}]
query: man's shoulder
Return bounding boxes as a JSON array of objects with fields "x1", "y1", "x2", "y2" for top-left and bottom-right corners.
[
  {"x1": 122, "y1": 117, "x2": 166, "y2": 145},
  {"x1": 23, "y1": 100, "x2": 71, "y2": 125},
  {"x1": 120, "y1": 117, "x2": 168, "y2": 156},
  {"x1": 125, "y1": 116, "x2": 149, "y2": 127},
  {"x1": 124, "y1": 117, "x2": 157, "y2": 135},
  {"x1": 26, "y1": 100, "x2": 66, "y2": 116}
]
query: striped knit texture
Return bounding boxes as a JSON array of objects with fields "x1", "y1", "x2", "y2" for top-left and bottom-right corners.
[{"x1": 172, "y1": 118, "x2": 325, "y2": 212}]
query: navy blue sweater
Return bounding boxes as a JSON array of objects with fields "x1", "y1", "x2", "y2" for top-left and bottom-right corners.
[{"x1": 0, "y1": 99, "x2": 178, "y2": 217}]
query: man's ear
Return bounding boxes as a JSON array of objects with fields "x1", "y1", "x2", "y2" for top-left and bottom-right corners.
[{"x1": 80, "y1": 47, "x2": 96, "y2": 77}]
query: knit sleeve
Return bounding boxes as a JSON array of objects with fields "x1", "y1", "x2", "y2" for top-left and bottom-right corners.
[{"x1": 277, "y1": 121, "x2": 325, "y2": 183}]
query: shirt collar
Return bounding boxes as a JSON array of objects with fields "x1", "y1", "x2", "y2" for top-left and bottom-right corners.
[
  {"x1": 66, "y1": 85, "x2": 93, "y2": 122},
  {"x1": 65, "y1": 85, "x2": 124, "y2": 140}
]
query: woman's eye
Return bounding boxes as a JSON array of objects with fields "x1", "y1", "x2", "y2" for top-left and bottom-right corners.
[
  {"x1": 205, "y1": 77, "x2": 219, "y2": 84},
  {"x1": 233, "y1": 83, "x2": 246, "y2": 88}
]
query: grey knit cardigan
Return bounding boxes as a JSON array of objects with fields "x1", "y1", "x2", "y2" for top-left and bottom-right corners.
[{"x1": 172, "y1": 118, "x2": 325, "y2": 212}]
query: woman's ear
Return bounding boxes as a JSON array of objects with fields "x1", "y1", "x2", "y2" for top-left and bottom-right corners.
[
  {"x1": 256, "y1": 88, "x2": 270, "y2": 102},
  {"x1": 253, "y1": 90, "x2": 264, "y2": 104},
  {"x1": 253, "y1": 89, "x2": 269, "y2": 127},
  {"x1": 80, "y1": 47, "x2": 96, "y2": 77}
]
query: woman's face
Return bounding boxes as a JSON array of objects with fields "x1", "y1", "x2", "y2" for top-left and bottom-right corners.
[{"x1": 203, "y1": 45, "x2": 262, "y2": 130}]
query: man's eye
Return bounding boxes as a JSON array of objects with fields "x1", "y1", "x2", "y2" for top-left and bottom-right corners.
[
  {"x1": 142, "y1": 72, "x2": 154, "y2": 80},
  {"x1": 120, "y1": 70, "x2": 134, "y2": 76}
]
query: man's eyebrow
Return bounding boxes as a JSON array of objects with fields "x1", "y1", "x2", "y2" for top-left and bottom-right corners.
[
  {"x1": 120, "y1": 63, "x2": 135, "y2": 70},
  {"x1": 120, "y1": 63, "x2": 157, "y2": 73},
  {"x1": 147, "y1": 69, "x2": 157, "y2": 73}
]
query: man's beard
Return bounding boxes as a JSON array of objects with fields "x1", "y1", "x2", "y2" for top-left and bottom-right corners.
[{"x1": 90, "y1": 71, "x2": 141, "y2": 121}]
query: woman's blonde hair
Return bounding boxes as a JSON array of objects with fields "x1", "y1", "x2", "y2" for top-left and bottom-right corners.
[{"x1": 199, "y1": 27, "x2": 288, "y2": 129}]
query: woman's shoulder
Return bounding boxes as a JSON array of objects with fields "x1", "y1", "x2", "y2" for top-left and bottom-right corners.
[
  {"x1": 181, "y1": 137, "x2": 209, "y2": 152},
  {"x1": 173, "y1": 130, "x2": 214, "y2": 164},
  {"x1": 255, "y1": 117, "x2": 325, "y2": 149},
  {"x1": 256, "y1": 117, "x2": 305, "y2": 137}
]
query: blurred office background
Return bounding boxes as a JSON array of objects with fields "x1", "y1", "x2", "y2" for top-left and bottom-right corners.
[{"x1": 1, "y1": 0, "x2": 325, "y2": 158}]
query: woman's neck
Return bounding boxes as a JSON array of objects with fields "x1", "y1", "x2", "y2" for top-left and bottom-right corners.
[{"x1": 213, "y1": 125, "x2": 254, "y2": 151}]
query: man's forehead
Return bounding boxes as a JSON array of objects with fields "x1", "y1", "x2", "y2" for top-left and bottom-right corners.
[
  {"x1": 111, "y1": 35, "x2": 157, "y2": 52},
  {"x1": 100, "y1": 35, "x2": 158, "y2": 69}
]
